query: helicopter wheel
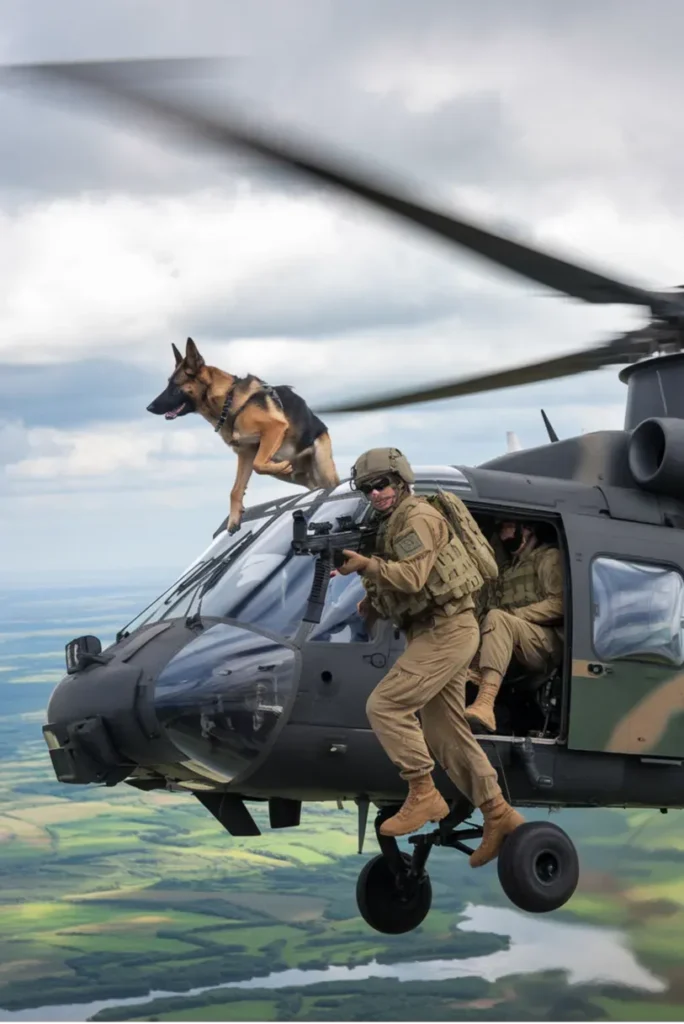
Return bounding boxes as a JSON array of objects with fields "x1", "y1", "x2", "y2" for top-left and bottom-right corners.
[
  {"x1": 356, "y1": 851, "x2": 432, "y2": 934},
  {"x1": 497, "y1": 821, "x2": 579, "y2": 914}
]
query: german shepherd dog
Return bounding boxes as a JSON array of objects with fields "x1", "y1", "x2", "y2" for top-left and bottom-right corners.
[{"x1": 146, "y1": 338, "x2": 340, "y2": 534}]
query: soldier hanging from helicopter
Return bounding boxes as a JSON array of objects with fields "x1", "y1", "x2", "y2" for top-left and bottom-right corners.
[
  {"x1": 335, "y1": 447, "x2": 525, "y2": 869},
  {"x1": 465, "y1": 520, "x2": 565, "y2": 733}
]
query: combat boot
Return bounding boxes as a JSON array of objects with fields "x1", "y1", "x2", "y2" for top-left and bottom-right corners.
[
  {"x1": 379, "y1": 775, "x2": 449, "y2": 837},
  {"x1": 464, "y1": 670, "x2": 502, "y2": 733},
  {"x1": 469, "y1": 795, "x2": 525, "y2": 868}
]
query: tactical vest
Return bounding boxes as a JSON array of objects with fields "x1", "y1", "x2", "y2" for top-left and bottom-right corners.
[
  {"x1": 498, "y1": 544, "x2": 553, "y2": 610},
  {"x1": 362, "y1": 495, "x2": 485, "y2": 625}
]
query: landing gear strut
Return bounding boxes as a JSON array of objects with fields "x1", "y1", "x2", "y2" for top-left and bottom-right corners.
[
  {"x1": 354, "y1": 801, "x2": 579, "y2": 934},
  {"x1": 355, "y1": 799, "x2": 477, "y2": 935}
]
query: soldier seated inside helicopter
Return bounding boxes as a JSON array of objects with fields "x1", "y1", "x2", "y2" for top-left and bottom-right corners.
[{"x1": 464, "y1": 515, "x2": 565, "y2": 740}]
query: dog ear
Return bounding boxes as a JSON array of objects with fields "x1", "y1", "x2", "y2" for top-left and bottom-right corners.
[
  {"x1": 185, "y1": 337, "x2": 205, "y2": 373},
  {"x1": 171, "y1": 342, "x2": 183, "y2": 367}
]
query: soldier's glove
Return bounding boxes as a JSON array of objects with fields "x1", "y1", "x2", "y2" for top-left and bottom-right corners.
[{"x1": 337, "y1": 550, "x2": 371, "y2": 576}]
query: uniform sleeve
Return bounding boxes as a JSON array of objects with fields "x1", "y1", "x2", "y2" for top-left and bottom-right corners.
[
  {"x1": 362, "y1": 506, "x2": 447, "y2": 594},
  {"x1": 513, "y1": 547, "x2": 564, "y2": 625}
]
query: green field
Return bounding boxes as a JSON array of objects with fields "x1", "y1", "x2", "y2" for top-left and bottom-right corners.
[
  {"x1": 0, "y1": 726, "x2": 510, "y2": 1016},
  {"x1": 3, "y1": 575, "x2": 684, "y2": 1023},
  {"x1": 2, "y1": 717, "x2": 684, "y2": 1022}
]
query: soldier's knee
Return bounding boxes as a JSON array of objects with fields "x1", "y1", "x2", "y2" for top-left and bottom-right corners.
[
  {"x1": 482, "y1": 608, "x2": 507, "y2": 632},
  {"x1": 484, "y1": 608, "x2": 507, "y2": 626}
]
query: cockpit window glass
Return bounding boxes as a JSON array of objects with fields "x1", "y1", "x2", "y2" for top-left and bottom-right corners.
[
  {"x1": 329, "y1": 480, "x2": 354, "y2": 497},
  {"x1": 308, "y1": 571, "x2": 373, "y2": 643},
  {"x1": 118, "y1": 515, "x2": 272, "y2": 634},
  {"x1": 198, "y1": 495, "x2": 369, "y2": 637},
  {"x1": 309, "y1": 495, "x2": 370, "y2": 527},
  {"x1": 118, "y1": 494, "x2": 370, "y2": 641},
  {"x1": 199, "y1": 512, "x2": 304, "y2": 625},
  {"x1": 224, "y1": 546, "x2": 317, "y2": 637},
  {"x1": 294, "y1": 489, "x2": 324, "y2": 506}
]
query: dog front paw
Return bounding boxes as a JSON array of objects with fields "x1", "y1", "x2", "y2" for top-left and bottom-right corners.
[{"x1": 227, "y1": 519, "x2": 242, "y2": 535}]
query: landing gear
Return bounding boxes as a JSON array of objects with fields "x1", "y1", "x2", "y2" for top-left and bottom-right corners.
[
  {"x1": 355, "y1": 803, "x2": 579, "y2": 934},
  {"x1": 356, "y1": 851, "x2": 432, "y2": 934},
  {"x1": 497, "y1": 820, "x2": 579, "y2": 913},
  {"x1": 355, "y1": 799, "x2": 474, "y2": 935}
]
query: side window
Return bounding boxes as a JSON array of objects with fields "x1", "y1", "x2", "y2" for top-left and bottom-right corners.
[
  {"x1": 308, "y1": 572, "x2": 373, "y2": 644},
  {"x1": 591, "y1": 556, "x2": 684, "y2": 666}
]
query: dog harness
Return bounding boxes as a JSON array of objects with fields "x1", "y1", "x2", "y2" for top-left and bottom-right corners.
[{"x1": 214, "y1": 380, "x2": 285, "y2": 436}]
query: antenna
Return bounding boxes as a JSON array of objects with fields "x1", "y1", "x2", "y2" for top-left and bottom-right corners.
[{"x1": 540, "y1": 409, "x2": 559, "y2": 443}]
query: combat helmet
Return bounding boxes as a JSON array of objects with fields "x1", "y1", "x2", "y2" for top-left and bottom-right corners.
[{"x1": 350, "y1": 447, "x2": 415, "y2": 489}]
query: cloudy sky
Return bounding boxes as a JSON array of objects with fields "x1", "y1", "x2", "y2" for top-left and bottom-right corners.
[{"x1": 2, "y1": 0, "x2": 683, "y2": 585}]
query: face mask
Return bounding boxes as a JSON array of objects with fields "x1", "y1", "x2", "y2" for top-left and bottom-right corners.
[{"x1": 501, "y1": 523, "x2": 524, "y2": 554}]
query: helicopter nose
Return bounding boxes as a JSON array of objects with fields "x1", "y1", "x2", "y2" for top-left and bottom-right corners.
[
  {"x1": 153, "y1": 622, "x2": 298, "y2": 785},
  {"x1": 42, "y1": 621, "x2": 298, "y2": 790},
  {"x1": 43, "y1": 639, "x2": 182, "y2": 786}
]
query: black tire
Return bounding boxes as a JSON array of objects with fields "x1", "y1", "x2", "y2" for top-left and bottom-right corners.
[
  {"x1": 497, "y1": 820, "x2": 579, "y2": 914},
  {"x1": 356, "y1": 852, "x2": 432, "y2": 934}
]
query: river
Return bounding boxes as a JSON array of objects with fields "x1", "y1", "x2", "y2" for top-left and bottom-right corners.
[{"x1": 0, "y1": 903, "x2": 667, "y2": 1022}]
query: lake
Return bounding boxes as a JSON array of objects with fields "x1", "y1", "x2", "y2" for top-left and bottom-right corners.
[{"x1": 0, "y1": 902, "x2": 665, "y2": 1022}]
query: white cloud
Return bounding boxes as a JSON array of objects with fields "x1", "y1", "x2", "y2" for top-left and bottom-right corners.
[
  {"x1": 0, "y1": 186, "x2": 332, "y2": 363},
  {"x1": 0, "y1": 173, "x2": 669, "y2": 379},
  {"x1": 1, "y1": 2, "x2": 681, "y2": 581},
  {"x1": 0, "y1": 419, "x2": 30, "y2": 466},
  {"x1": 6, "y1": 419, "x2": 213, "y2": 480}
]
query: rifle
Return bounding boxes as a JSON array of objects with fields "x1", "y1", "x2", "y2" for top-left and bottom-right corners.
[{"x1": 290, "y1": 508, "x2": 379, "y2": 624}]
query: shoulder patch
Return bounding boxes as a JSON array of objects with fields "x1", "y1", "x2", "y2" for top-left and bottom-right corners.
[{"x1": 394, "y1": 527, "x2": 425, "y2": 560}]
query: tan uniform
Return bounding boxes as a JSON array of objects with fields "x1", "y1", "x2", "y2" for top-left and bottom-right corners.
[
  {"x1": 479, "y1": 543, "x2": 564, "y2": 679},
  {"x1": 469, "y1": 531, "x2": 511, "y2": 682},
  {"x1": 361, "y1": 497, "x2": 502, "y2": 810},
  {"x1": 465, "y1": 541, "x2": 564, "y2": 737},
  {"x1": 348, "y1": 446, "x2": 523, "y2": 865}
]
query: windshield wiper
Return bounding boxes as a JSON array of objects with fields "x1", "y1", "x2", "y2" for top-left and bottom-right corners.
[
  {"x1": 185, "y1": 530, "x2": 256, "y2": 626},
  {"x1": 115, "y1": 556, "x2": 223, "y2": 639},
  {"x1": 165, "y1": 557, "x2": 222, "y2": 601},
  {"x1": 163, "y1": 530, "x2": 257, "y2": 608}
]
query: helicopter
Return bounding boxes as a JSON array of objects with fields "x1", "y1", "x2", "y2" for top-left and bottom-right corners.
[{"x1": 9, "y1": 55, "x2": 684, "y2": 937}]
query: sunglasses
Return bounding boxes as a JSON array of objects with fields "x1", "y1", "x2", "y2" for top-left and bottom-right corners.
[{"x1": 358, "y1": 476, "x2": 392, "y2": 495}]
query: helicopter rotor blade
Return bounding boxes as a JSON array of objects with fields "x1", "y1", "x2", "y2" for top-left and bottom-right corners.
[
  {"x1": 317, "y1": 327, "x2": 659, "y2": 414},
  {"x1": 0, "y1": 56, "x2": 676, "y2": 317},
  {"x1": 0, "y1": 54, "x2": 239, "y2": 87}
]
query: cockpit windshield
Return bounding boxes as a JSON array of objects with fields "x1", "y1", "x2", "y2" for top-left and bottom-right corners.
[{"x1": 118, "y1": 492, "x2": 370, "y2": 641}]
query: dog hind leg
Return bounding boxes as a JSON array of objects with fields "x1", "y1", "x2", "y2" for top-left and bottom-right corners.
[
  {"x1": 311, "y1": 432, "x2": 340, "y2": 488},
  {"x1": 288, "y1": 450, "x2": 317, "y2": 489}
]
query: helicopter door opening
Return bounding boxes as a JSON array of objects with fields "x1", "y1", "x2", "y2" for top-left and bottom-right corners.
[
  {"x1": 464, "y1": 505, "x2": 567, "y2": 743},
  {"x1": 294, "y1": 498, "x2": 569, "y2": 743},
  {"x1": 562, "y1": 512, "x2": 684, "y2": 760}
]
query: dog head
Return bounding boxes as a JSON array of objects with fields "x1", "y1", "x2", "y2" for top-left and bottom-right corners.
[{"x1": 147, "y1": 338, "x2": 208, "y2": 421}]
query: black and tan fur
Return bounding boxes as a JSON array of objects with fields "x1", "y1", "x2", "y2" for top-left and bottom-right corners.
[{"x1": 147, "y1": 338, "x2": 339, "y2": 533}]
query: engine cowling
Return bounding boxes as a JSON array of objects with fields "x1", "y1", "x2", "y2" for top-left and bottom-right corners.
[{"x1": 628, "y1": 417, "x2": 684, "y2": 501}]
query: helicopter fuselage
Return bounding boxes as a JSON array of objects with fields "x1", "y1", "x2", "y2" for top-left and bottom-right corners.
[{"x1": 42, "y1": 444, "x2": 684, "y2": 841}]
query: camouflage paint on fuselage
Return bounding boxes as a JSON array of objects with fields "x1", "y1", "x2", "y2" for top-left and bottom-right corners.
[{"x1": 569, "y1": 659, "x2": 684, "y2": 758}]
